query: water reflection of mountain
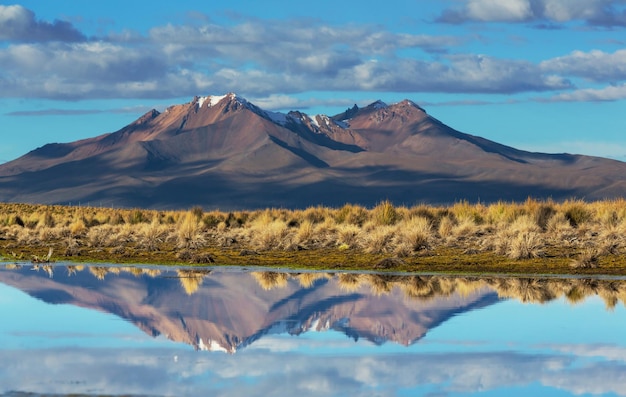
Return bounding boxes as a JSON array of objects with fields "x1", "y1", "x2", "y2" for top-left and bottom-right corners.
[
  {"x1": 0, "y1": 264, "x2": 498, "y2": 352},
  {"x1": 1, "y1": 264, "x2": 625, "y2": 353}
]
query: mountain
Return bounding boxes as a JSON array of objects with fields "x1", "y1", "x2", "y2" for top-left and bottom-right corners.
[
  {"x1": 0, "y1": 265, "x2": 499, "y2": 353},
  {"x1": 1, "y1": 93, "x2": 625, "y2": 209}
]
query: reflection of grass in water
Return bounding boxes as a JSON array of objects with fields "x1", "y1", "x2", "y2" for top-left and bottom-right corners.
[
  {"x1": 4, "y1": 259, "x2": 626, "y2": 309},
  {"x1": 398, "y1": 276, "x2": 435, "y2": 300},
  {"x1": 507, "y1": 279, "x2": 557, "y2": 303},
  {"x1": 120, "y1": 266, "x2": 157, "y2": 277},
  {"x1": 176, "y1": 270, "x2": 210, "y2": 295},
  {"x1": 128, "y1": 267, "x2": 145, "y2": 276},
  {"x1": 89, "y1": 266, "x2": 109, "y2": 280},
  {"x1": 364, "y1": 274, "x2": 396, "y2": 296},
  {"x1": 566, "y1": 286, "x2": 586, "y2": 305},
  {"x1": 251, "y1": 271, "x2": 289, "y2": 290},
  {"x1": 5, "y1": 263, "x2": 21, "y2": 270},
  {"x1": 454, "y1": 277, "x2": 487, "y2": 297},
  {"x1": 337, "y1": 273, "x2": 364, "y2": 292},
  {"x1": 244, "y1": 270, "x2": 626, "y2": 307},
  {"x1": 142, "y1": 268, "x2": 162, "y2": 277},
  {"x1": 296, "y1": 272, "x2": 329, "y2": 288},
  {"x1": 107, "y1": 266, "x2": 121, "y2": 275},
  {"x1": 65, "y1": 265, "x2": 78, "y2": 276}
]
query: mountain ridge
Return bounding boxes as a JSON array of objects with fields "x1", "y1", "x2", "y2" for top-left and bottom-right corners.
[{"x1": 1, "y1": 93, "x2": 625, "y2": 209}]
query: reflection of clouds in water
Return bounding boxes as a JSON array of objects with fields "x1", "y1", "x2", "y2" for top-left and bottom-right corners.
[
  {"x1": 247, "y1": 334, "x2": 365, "y2": 353},
  {"x1": 1, "y1": 347, "x2": 626, "y2": 396},
  {"x1": 544, "y1": 343, "x2": 626, "y2": 362},
  {"x1": 542, "y1": 363, "x2": 626, "y2": 396}
]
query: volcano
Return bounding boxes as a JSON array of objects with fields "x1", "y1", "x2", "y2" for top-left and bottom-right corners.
[{"x1": 1, "y1": 93, "x2": 625, "y2": 209}]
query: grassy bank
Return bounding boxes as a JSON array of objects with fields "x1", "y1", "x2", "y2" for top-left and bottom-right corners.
[{"x1": 1, "y1": 199, "x2": 626, "y2": 275}]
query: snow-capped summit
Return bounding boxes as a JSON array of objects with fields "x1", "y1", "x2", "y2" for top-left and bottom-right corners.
[{"x1": 196, "y1": 92, "x2": 250, "y2": 109}]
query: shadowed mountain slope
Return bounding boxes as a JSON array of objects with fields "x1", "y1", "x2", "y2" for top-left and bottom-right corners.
[{"x1": 1, "y1": 93, "x2": 625, "y2": 209}]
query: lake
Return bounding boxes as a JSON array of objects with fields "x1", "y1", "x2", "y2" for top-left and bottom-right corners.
[{"x1": 0, "y1": 262, "x2": 625, "y2": 397}]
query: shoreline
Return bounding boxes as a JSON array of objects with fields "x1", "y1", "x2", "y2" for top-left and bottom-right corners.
[{"x1": 3, "y1": 245, "x2": 626, "y2": 277}]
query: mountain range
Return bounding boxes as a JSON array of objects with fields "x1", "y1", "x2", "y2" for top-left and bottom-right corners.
[{"x1": 1, "y1": 93, "x2": 625, "y2": 209}]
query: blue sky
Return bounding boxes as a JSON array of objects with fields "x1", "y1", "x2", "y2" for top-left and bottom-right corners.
[{"x1": 1, "y1": 0, "x2": 626, "y2": 163}]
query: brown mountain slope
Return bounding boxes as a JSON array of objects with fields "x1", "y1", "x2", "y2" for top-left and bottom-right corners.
[{"x1": 0, "y1": 93, "x2": 625, "y2": 209}]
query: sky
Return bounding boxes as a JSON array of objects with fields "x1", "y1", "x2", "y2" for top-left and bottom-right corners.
[{"x1": 1, "y1": 0, "x2": 626, "y2": 163}]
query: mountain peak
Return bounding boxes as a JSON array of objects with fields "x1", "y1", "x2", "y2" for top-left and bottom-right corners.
[
  {"x1": 392, "y1": 99, "x2": 426, "y2": 113},
  {"x1": 195, "y1": 92, "x2": 249, "y2": 109},
  {"x1": 369, "y1": 100, "x2": 388, "y2": 109},
  {"x1": 132, "y1": 109, "x2": 160, "y2": 125}
]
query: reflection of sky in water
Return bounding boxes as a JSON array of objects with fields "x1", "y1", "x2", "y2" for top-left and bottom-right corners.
[
  {"x1": 0, "y1": 283, "x2": 175, "y2": 350},
  {"x1": 0, "y1": 269, "x2": 625, "y2": 396}
]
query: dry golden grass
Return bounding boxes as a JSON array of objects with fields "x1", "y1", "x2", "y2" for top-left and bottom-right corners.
[
  {"x1": 372, "y1": 200, "x2": 400, "y2": 226},
  {"x1": 137, "y1": 219, "x2": 167, "y2": 251},
  {"x1": 176, "y1": 211, "x2": 205, "y2": 249},
  {"x1": 294, "y1": 219, "x2": 315, "y2": 246},
  {"x1": 363, "y1": 224, "x2": 395, "y2": 254},
  {"x1": 336, "y1": 223, "x2": 362, "y2": 249},
  {"x1": 1, "y1": 200, "x2": 626, "y2": 272}
]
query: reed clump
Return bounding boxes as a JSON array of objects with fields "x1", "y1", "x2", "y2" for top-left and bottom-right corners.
[{"x1": 1, "y1": 199, "x2": 626, "y2": 273}]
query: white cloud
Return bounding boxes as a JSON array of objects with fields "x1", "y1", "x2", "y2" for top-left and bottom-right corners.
[
  {"x1": 336, "y1": 55, "x2": 572, "y2": 93},
  {"x1": 547, "y1": 83, "x2": 626, "y2": 102},
  {"x1": 0, "y1": 4, "x2": 85, "y2": 42},
  {"x1": 438, "y1": 0, "x2": 626, "y2": 26},
  {"x1": 467, "y1": 0, "x2": 534, "y2": 22},
  {"x1": 541, "y1": 49, "x2": 626, "y2": 82}
]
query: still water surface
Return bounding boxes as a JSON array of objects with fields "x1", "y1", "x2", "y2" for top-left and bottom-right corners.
[{"x1": 0, "y1": 262, "x2": 625, "y2": 396}]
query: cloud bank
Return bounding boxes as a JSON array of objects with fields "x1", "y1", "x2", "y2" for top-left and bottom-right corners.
[{"x1": 0, "y1": 5, "x2": 624, "y2": 106}]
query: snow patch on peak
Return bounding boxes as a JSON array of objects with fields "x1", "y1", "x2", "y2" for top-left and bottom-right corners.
[
  {"x1": 334, "y1": 119, "x2": 349, "y2": 128},
  {"x1": 198, "y1": 337, "x2": 231, "y2": 353},
  {"x1": 196, "y1": 93, "x2": 248, "y2": 109},
  {"x1": 320, "y1": 115, "x2": 331, "y2": 127},
  {"x1": 309, "y1": 115, "x2": 320, "y2": 128},
  {"x1": 197, "y1": 96, "x2": 209, "y2": 108},
  {"x1": 209, "y1": 94, "x2": 228, "y2": 107},
  {"x1": 265, "y1": 110, "x2": 288, "y2": 125},
  {"x1": 265, "y1": 110, "x2": 303, "y2": 126},
  {"x1": 308, "y1": 114, "x2": 348, "y2": 129}
]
